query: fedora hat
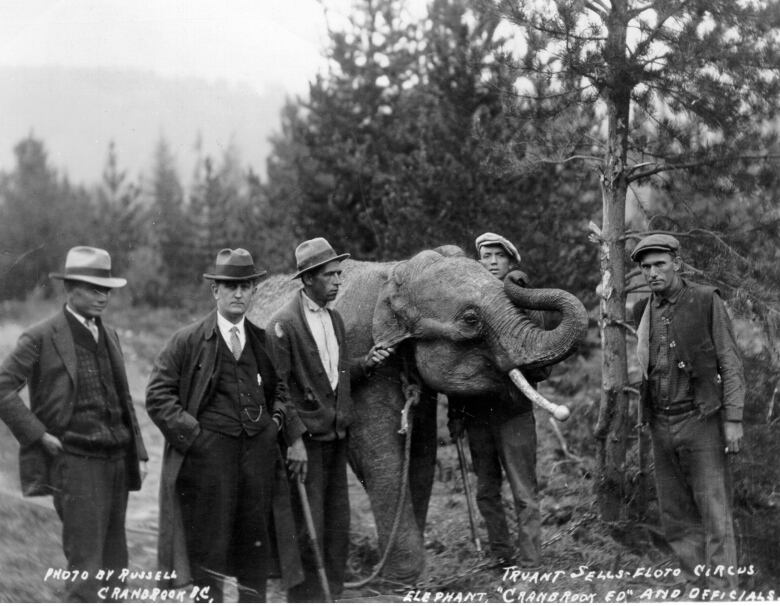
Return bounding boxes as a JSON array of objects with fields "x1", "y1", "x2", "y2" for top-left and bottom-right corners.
[
  {"x1": 49, "y1": 246, "x2": 127, "y2": 288},
  {"x1": 292, "y1": 238, "x2": 350, "y2": 279},
  {"x1": 203, "y1": 248, "x2": 267, "y2": 281}
]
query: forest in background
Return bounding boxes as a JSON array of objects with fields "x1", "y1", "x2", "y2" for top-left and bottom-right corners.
[
  {"x1": 2, "y1": 0, "x2": 780, "y2": 586},
  {"x1": 1, "y1": 0, "x2": 778, "y2": 312}
]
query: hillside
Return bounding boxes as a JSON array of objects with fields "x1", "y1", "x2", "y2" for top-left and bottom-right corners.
[{"x1": 0, "y1": 65, "x2": 289, "y2": 184}]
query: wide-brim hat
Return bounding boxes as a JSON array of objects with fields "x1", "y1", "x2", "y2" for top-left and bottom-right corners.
[
  {"x1": 49, "y1": 246, "x2": 127, "y2": 288},
  {"x1": 292, "y1": 237, "x2": 350, "y2": 279},
  {"x1": 475, "y1": 232, "x2": 521, "y2": 264},
  {"x1": 630, "y1": 234, "x2": 680, "y2": 262},
  {"x1": 203, "y1": 248, "x2": 267, "y2": 281}
]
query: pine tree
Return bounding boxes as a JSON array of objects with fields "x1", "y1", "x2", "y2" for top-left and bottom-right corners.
[
  {"x1": 147, "y1": 137, "x2": 191, "y2": 289},
  {"x1": 0, "y1": 135, "x2": 93, "y2": 299},
  {"x1": 490, "y1": 0, "x2": 780, "y2": 520},
  {"x1": 92, "y1": 141, "x2": 142, "y2": 275}
]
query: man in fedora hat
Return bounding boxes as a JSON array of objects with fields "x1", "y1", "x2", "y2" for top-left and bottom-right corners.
[
  {"x1": 146, "y1": 248, "x2": 302, "y2": 602},
  {"x1": 447, "y1": 232, "x2": 550, "y2": 569},
  {"x1": 268, "y1": 237, "x2": 392, "y2": 602},
  {"x1": 0, "y1": 245, "x2": 148, "y2": 601},
  {"x1": 631, "y1": 234, "x2": 744, "y2": 591}
]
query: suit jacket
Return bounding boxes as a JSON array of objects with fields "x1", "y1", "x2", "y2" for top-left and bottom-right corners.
[
  {"x1": 0, "y1": 307, "x2": 148, "y2": 496},
  {"x1": 267, "y1": 290, "x2": 368, "y2": 443},
  {"x1": 145, "y1": 310, "x2": 303, "y2": 589}
]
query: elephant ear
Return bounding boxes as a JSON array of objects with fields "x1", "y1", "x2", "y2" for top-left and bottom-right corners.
[
  {"x1": 373, "y1": 260, "x2": 417, "y2": 347},
  {"x1": 372, "y1": 250, "x2": 446, "y2": 347}
]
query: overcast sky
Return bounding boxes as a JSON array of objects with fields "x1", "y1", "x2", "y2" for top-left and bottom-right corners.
[
  {"x1": 0, "y1": 1, "x2": 373, "y2": 182},
  {"x1": 0, "y1": 0, "x2": 354, "y2": 96}
]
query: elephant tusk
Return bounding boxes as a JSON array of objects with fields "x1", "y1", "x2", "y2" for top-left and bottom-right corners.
[{"x1": 508, "y1": 369, "x2": 570, "y2": 421}]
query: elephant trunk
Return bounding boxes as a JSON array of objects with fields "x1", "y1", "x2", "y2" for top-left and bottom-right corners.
[{"x1": 489, "y1": 271, "x2": 588, "y2": 371}]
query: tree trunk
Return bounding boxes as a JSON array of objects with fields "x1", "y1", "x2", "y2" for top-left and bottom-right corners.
[{"x1": 595, "y1": 0, "x2": 632, "y2": 521}]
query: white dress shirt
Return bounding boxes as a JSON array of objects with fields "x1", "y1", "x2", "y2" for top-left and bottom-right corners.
[
  {"x1": 301, "y1": 291, "x2": 340, "y2": 391},
  {"x1": 216, "y1": 312, "x2": 246, "y2": 354},
  {"x1": 66, "y1": 304, "x2": 99, "y2": 341}
]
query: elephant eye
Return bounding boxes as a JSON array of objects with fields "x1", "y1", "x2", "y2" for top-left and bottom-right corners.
[{"x1": 461, "y1": 309, "x2": 481, "y2": 327}]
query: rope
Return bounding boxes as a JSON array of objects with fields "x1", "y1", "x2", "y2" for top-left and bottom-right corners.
[{"x1": 344, "y1": 376, "x2": 420, "y2": 590}]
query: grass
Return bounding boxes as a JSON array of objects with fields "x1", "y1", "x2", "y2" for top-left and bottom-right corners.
[{"x1": 0, "y1": 295, "x2": 778, "y2": 601}]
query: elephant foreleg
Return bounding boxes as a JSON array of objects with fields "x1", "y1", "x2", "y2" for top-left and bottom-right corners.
[{"x1": 409, "y1": 387, "x2": 437, "y2": 532}]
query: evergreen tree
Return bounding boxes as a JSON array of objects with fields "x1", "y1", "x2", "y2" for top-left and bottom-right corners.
[
  {"x1": 91, "y1": 141, "x2": 143, "y2": 275},
  {"x1": 147, "y1": 137, "x2": 191, "y2": 289},
  {"x1": 490, "y1": 0, "x2": 780, "y2": 522},
  {"x1": 0, "y1": 135, "x2": 92, "y2": 299}
]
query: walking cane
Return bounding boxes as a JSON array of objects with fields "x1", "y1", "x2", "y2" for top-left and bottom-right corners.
[
  {"x1": 297, "y1": 477, "x2": 333, "y2": 603},
  {"x1": 455, "y1": 436, "x2": 483, "y2": 555}
]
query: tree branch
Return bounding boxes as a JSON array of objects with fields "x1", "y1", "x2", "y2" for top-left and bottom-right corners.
[
  {"x1": 608, "y1": 319, "x2": 637, "y2": 337},
  {"x1": 627, "y1": 154, "x2": 780, "y2": 183},
  {"x1": 623, "y1": 228, "x2": 750, "y2": 265},
  {"x1": 535, "y1": 154, "x2": 603, "y2": 164},
  {"x1": 584, "y1": 0, "x2": 608, "y2": 18}
]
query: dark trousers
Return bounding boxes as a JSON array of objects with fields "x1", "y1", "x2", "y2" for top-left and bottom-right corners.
[
  {"x1": 651, "y1": 411, "x2": 738, "y2": 589},
  {"x1": 176, "y1": 422, "x2": 278, "y2": 602},
  {"x1": 466, "y1": 410, "x2": 540, "y2": 566},
  {"x1": 51, "y1": 453, "x2": 129, "y2": 602},
  {"x1": 287, "y1": 437, "x2": 350, "y2": 603}
]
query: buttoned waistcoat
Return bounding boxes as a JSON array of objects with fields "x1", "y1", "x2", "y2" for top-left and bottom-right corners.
[
  {"x1": 145, "y1": 310, "x2": 302, "y2": 589},
  {"x1": 0, "y1": 309, "x2": 148, "y2": 496}
]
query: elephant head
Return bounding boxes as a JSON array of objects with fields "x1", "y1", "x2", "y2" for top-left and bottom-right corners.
[{"x1": 371, "y1": 248, "x2": 587, "y2": 396}]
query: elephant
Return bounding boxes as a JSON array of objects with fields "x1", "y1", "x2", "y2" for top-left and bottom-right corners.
[{"x1": 249, "y1": 245, "x2": 587, "y2": 584}]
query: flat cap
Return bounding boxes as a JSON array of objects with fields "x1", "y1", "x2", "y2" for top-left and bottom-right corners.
[
  {"x1": 630, "y1": 234, "x2": 680, "y2": 262},
  {"x1": 475, "y1": 232, "x2": 521, "y2": 264}
]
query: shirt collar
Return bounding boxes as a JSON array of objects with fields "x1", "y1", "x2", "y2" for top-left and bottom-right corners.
[
  {"x1": 652, "y1": 279, "x2": 686, "y2": 308},
  {"x1": 65, "y1": 304, "x2": 95, "y2": 326},
  {"x1": 216, "y1": 311, "x2": 245, "y2": 335},
  {"x1": 301, "y1": 290, "x2": 329, "y2": 313}
]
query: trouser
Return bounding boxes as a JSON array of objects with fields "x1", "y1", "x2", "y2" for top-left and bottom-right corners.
[
  {"x1": 287, "y1": 437, "x2": 350, "y2": 603},
  {"x1": 466, "y1": 410, "x2": 540, "y2": 566},
  {"x1": 51, "y1": 452, "x2": 129, "y2": 602},
  {"x1": 176, "y1": 423, "x2": 278, "y2": 602},
  {"x1": 650, "y1": 411, "x2": 738, "y2": 590}
]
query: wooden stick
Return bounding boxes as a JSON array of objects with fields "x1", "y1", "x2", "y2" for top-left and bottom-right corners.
[{"x1": 297, "y1": 479, "x2": 332, "y2": 602}]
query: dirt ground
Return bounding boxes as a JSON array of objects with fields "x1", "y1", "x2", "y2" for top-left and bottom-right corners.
[{"x1": 0, "y1": 299, "x2": 777, "y2": 603}]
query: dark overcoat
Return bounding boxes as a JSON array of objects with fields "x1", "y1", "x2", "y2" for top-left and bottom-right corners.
[
  {"x1": 0, "y1": 308, "x2": 147, "y2": 496},
  {"x1": 145, "y1": 311, "x2": 303, "y2": 589}
]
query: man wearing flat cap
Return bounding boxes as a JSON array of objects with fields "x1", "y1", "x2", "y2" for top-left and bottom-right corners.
[
  {"x1": 146, "y1": 248, "x2": 302, "y2": 602},
  {"x1": 631, "y1": 234, "x2": 744, "y2": 591},
  {"x1": 0, "y1": 246, "x2": 148, "y2": 601},
  {"x1": 447, "y1": 232, "x2": 550, "y2": 568},
  {"x1": 268, "y1": 237, "x2": 391, "y2": 602}
]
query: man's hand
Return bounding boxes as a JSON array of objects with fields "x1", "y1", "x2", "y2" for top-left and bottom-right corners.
[
  {"x1": 39, "y1": 432, "x2": 63, "y2": 457},
  {"x1": 447, "y1": 417, "x2": 465, "y2": 443},
  {"x1": 140, "y1": 460, "x2": 149, "y2": 484},
  {"x1": 287, "y1": 437, "x2": 308, "y2": 482},
  {"x1": 364, "y1": 345, "x2": 395, "y2": 370},
  {"x1": 724, "y1": 421, "x2": 743, "y2": 455}
]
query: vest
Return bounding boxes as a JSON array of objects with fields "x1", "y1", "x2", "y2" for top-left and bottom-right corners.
[
  {"x1": 63, "y1": 315, "x2": 132, "y2": 456},
  {"x1": 198, "y1": 334, "x2": 269, "y2": 436},
  {"x1": 636, "y1": 281, "x2": 723, "y2": 419}
]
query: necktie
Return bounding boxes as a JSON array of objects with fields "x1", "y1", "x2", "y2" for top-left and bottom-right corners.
[
  {"x1": 230, "y1": 326, "x2": 242, "y2": 360},
  {"x1": 86, "y1": 319, "x2": 99, "y2": 342}
]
